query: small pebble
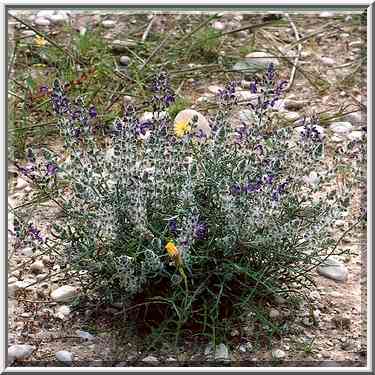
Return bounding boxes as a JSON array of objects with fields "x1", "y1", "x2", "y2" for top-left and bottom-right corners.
[
  {"x1": 142, "y1": 355, "x2": 158, "y2": 362},
  {"x1": 272, "y1": 349, "x2": 286, "y2": 360},
  {"x1": 102, "y1": 20, "x2": 116, "y2": 29},
  {"x1": 30, "y1": 260, "x2": 44, "y2": 274},
  {"x1": 119, "y1": 55, "x2": 131, "y2": 66},
  {"x1": 8, "y1": 344, "x2": 34, "y2": 361},
  {"x1": 50, "y1": 285, "x2": 79, "y2": 303},
  {"x1": 34, "y1": 17, "x2": 51, "y2": 27},
  {"x1": 56, "y1": 350, "x2": 73, "y2": 363}
]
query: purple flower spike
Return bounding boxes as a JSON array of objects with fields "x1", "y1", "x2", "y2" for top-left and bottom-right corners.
[
  {"x1": 249, "y1": 82, "x2": 257, "y2": 94},
  {"x1": 193, "y1": 221, "x2": 208, "y2": 240},
  {"x1": 28, "y1": 223, "x2": 44, "y2": 242},
  {"x1": 46, "y1": 162, "x2": 58, "y2": 176},
  {"x1": 168, "y1": 218, "x2": 178, "y2": 234},
  {"x1": 89, "y1": 106, "x2": 98, "y2": 118}
]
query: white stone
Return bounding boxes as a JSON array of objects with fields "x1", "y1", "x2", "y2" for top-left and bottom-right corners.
[
  {"x1": 8, "y1": 344, "x2": 34, "y2": 361},
  {"x1": 274, "y1": 295, "x2": 287, "y2": 305},
  {"x1": 303, "y1": 171, "x2": 320, "y2": 187},
  {"x1": 208, "y1": 85, "x2": 223, "y2": 95},
  {"x1": 320, "y1": 57, "x2": 335, "y2": 66},
  {"x1": 269, "y1": 308, "x2": 281, "y2": 320},
  {"x1": 272, "y1": 348, "x2": 286, "y2": 359},
  {"x1": 245, "y1": 51, "x2": 280, "y2": 67},
  {"x1": 174, "y1": 109, "x2": 211, "y2": 137},
  {"x1": 331, "y1": 135, "x2": 345, "y2": 143},
  {"x1": 21, "y1": 247, "x2": 34, "y2": 257},
  {"x1": 214, "y1": 343, "x2": 229, "y2": 360},
  {"x1": 282, "y1": 111, "x2": 300, "y2": 121},
  {"x1": 347, "y1": 131, "x2": 363, "y2": 141},
  {"x1": 56, "y1": 350, "x2": 73, "y2": 363},
  {"x1": 50, "y1": 285, "x2": 79, "y2": 303},
  {"x1": 77, "y1": 330, "x2": 95, "y2": 342},
  {"x1": 119, "y1": 55, "x2": 130, "y2": 66},
  {"x1": 34, "y1": 17, "x2": 51, "y2": 27},
  {"x1": 329, "y1": 121, "x2": 353, "y2": 134},
  {"x1": 30, "y1": 260, "x2": 44, "y2": 274},
  {"x1": 213, "y1": 21, "x2": 225, "y2": 31},
  {"x1": 15, "y1": 178, "x2": 28, "y2": 190},
  {"x1": 102, "y1": 20, "x2": 116, "y2": 29},
  {"x1": 235, "y1": 90, "x2": 258, "y2": 102},
  {"x1": 317, "y1": 258, "x2": 348, "y2": 282},
  {"x1": 36, "y1": 10, "x2": 55, "y2": 19},
  {"x1": 142, "y1": 355, "x2": 158, "y2": 362},
  {"x1": 56, "y1": 305, "x2": 71, "y2": 319},
  {"x1": 319, "y1": 11, "x2": 334, "y2": 18},
  {"x1": 22, "y1": 30, "x2": 36, "y2": 37},
  {"x1": 49, "y1": 12, "x2": 69, "y2": 24}
]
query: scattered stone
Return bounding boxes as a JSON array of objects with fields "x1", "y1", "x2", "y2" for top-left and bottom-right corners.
[
  {"x1": 282, "y1": 111, "x2": 300, "y2": 121},
  {"x1": 56, "y1": 350, "x2": 73, "y2": 364},
  {"x1": 245, "y1": 51, "x2": 280, "y2": 67},
  {"x1": 335, "y1": 220, "x2": 346, "y2": 228},
  {"x1": 21, "y1": 247, "x2": 34, "y2": 257},
  {"x1": 174, "y1": 109, "x2": 211, "y2": 137},
  {"x1": 274, "y1": 295, "x2": 287, "y2": 305},
  {"x1": 214, "y1": 343, "x2": 230, "y2": 361},
  {"x1": 50, "y1": 12, "x2": 69, "y2": 24},
  {"x1": 119, "y1": 55, "x2": 131, "y2": 66},
  {"x1": 50, "y1": 285, "x2": 79, "y2": 303},
  {"x1": 319, "y1": 11, "x2": 335, "y2": 18},
  {"x1": 110, "y1": 39, "x2": 137, "y2": 52},
  {"x1": 30, "y1": 260, "x2": 44, "y2": 274},
  {"x1": 235, "y1": 90, "x2": 258, "y2": 102},
  {"x1": 22, "y1": 30, "x2": 36, "y2": 37},
  {"x1": 56, "y1": 305, "x2": 71, "y2": 319},
  {"x1": 303, "y1": 171, "x2": 320, "y2": 186},
  {"x1": 272, "y1": 349, "x2": 286, "y2": 360},
  {"x1": 15, "y1": 178, "x2": 28, "y2": 190},
  {"x1": 320, "y1": 57, "x2": 335, "y2": 66},
  {"x1": 142, "y1": 355, "x2": 158, "y2": 362},
  {"x1": 166, "y1": 357, "x2": 177, "y2": 362},
  {"x1": 8, "y1": 344, "x2": 34, "y2": 362},
  {"x1": 102, "y1": 20, "x2": 116, "y2": 28},
  {"x1": 207, "y1": 85, "x2": 223, "y2": 95},
  {"x1": 77, "y1": 330, "x2": 95, "y2": 342},
  {"x1": 36, "y1": 10, "x2": 55, "y2": 19},
  {"x1": 329, "y1": 121, "x2": 353, "y2": 134},
  {"x1": 331, "y1": 135, "x2": 345, "y2": 143},
  {"x1": 317, "y1": 258, "x2": 348, "y2": 282},
  {"x1": 212, "y1": 21, "x2": 225, "y2": 31},
  {"x1": 269, "y1": 308, "x2": 281, "y2": 320},
  {"x1": 34, "y1": 17, "x2": 51, "y2": 27},
  {"x1": 347, "y1": 131, "x2": 363, "y2": 141}
]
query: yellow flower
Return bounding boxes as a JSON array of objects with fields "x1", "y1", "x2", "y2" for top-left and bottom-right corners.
[
  {"x1": 165, "y1": 241, "x2": 182, "y2": 265},
  {"x1": 174, "y1": 119, "x2": 191, "y2": 137},
  {"x1": 35, "y1": 35, "x2": 47, "y2": 47}
]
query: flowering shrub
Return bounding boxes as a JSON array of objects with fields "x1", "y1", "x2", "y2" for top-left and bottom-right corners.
[{"x1": 13, "y1": 66, "x2": 363, "y2": 340}]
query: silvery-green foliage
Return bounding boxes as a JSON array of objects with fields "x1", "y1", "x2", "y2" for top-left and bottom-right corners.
[{"x1": 14, "y1": 68, "x2": 363, "y2": 310}]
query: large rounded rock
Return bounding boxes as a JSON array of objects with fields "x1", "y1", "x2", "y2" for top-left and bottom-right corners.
[
  {"x1": 317, "y1": 258, "x2": 348, "y2": 282},
  {"x1": 173, "y1": 109, "x2": 211, "y2": 137},
  {"x1": 329, "y1": 121, "x2": 353, "y2": 135},
  {"x1": 51, "y1": 285, "x2": 79, "y2": 303},
  {"x1": 56, "y1": 350, "x2": 73, "y2": 363},
  {"x1": 8, "y1": 344, "x2": 34, "y2": 362}
]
